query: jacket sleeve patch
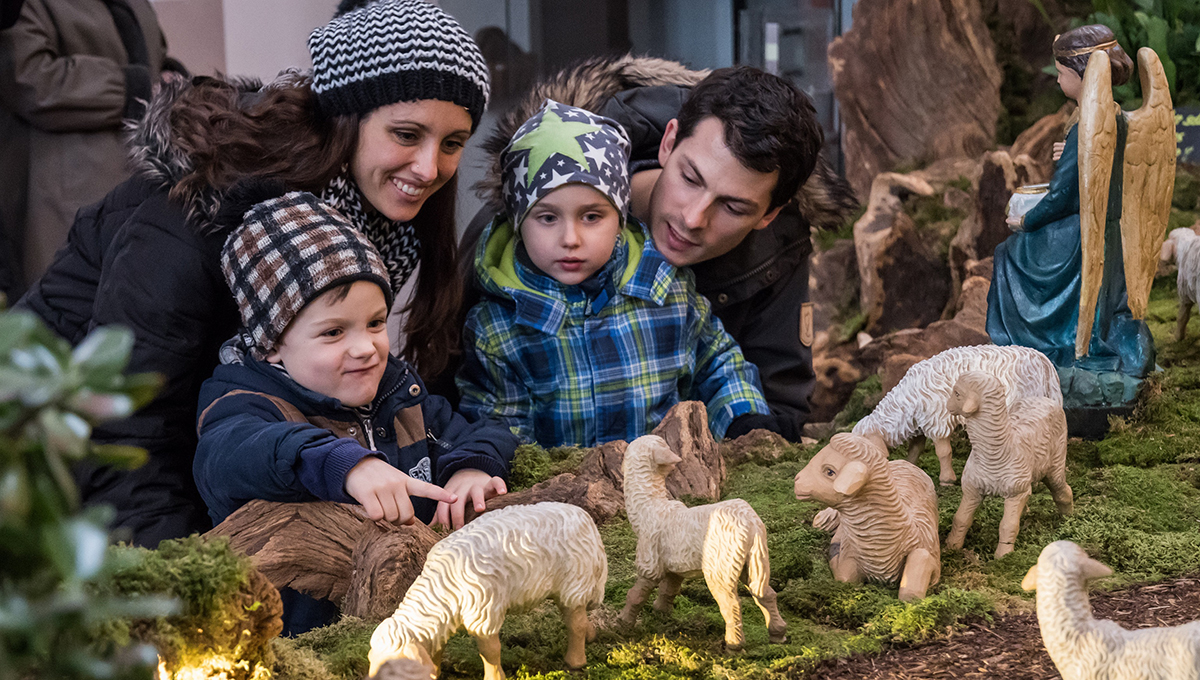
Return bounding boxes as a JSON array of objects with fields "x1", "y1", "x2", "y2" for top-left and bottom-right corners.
[{"x1": 800, "y1": 302, "x2": 814, "y2": 348}]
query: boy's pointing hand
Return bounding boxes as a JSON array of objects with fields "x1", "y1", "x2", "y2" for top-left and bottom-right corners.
[{"x1": 345, "y1": 456, "x2": 457, "y2": 524}]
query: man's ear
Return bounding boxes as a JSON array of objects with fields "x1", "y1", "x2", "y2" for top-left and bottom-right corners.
[
  {"x1": 658, "y1": 118, "x2": 679, "y2": 167},
  {"x1": 754, "y1": 204, "x2": 783, "y2": 232},
  {"x1": 265, "y1": 347, "x2": 281, "y2": 364}
]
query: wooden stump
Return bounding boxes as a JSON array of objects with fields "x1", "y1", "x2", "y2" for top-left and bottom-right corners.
[
  {"x1": 207, "y1": 500, "x2": 440, "y2": 613},
  {"x1": 466, "y1": 401, "x2": 730, "y2": 524},
  {"x1": 344, "y1": 520, "x2": 441, "y2": 621}
]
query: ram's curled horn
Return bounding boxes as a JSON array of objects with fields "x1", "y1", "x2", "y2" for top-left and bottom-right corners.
[
  {"x1": 1076, "y1": 50, "x2": 1119, "y2": 359},
  {"x1": 1121, "y1": 47, "x2": 1177, "y2": 319}
]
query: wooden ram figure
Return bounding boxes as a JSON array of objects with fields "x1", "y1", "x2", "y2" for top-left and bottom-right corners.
[{"x1": 794, "y1": 433, "x2": 940, "y2": 601}]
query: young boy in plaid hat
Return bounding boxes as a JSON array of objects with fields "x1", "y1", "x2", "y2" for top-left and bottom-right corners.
[
  {"x1": 457, "y1": 100, "x2": 769, "y2": 447},
  {"x1": 195, "y1": 191, "x2": 516, "y2": 533}
]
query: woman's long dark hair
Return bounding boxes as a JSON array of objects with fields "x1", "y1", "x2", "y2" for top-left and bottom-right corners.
[{"x1": 169, "y1": 75, "x2": 463, "y2": 378}]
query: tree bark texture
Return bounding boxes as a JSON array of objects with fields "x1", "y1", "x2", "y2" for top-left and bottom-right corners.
[
  {"x1": 207, "y1": 500, "x2": 439, "y2": 618},
  {"x1": 829, "y1": 0, "x2": 1003, "y2": 197}
]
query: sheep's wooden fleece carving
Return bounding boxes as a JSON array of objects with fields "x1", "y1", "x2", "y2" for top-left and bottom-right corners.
[
  {"x1": 1161, "y1": 226, "x2": 1200, "y2": 341},
  {"x1": 367, "y1": 503, "x2": 607, "y2": 680},
  {"x1": 1023, "y1": 541, "x2": 1200, "y2": 680},
  {"x1": 945, "y1": 371, "x2": 1073, "y2": 558},
  {"x1": 853, "y1": 345, "x2": 1061, "y2": 485},
  {"x1": 794, "y1": 433, "x2": 940, "y2": 601},
  {"x1": 618, "y1": 434, "x2": 787, "y2": 650}
]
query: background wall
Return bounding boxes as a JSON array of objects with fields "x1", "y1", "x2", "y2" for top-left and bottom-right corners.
[
  {"x1": 152, "y1": 0, "x2": 338, "y2": 82},
  {"x1": 150, "y1": 0, "x2": 226, "y2": 76}
]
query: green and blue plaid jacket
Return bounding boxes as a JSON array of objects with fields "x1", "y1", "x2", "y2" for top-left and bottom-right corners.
[{"x1": 457, "y1": 217, "x2": 769, "y2": 447}]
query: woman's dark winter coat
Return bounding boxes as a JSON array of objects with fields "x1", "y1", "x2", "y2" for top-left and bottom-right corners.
[{"x1": 18, "y1": 80, "x2": 274, "y2": 546}]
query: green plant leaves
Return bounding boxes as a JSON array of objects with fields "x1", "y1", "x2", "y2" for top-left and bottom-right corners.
[
  {"x1": 0, "y1": 309, "x2": 164, "y2": 680},
  {"x1": 71, "y1": 327, "x2": 134, "y2": 388},
  {"x1": 1085, "y1": 0, "x2": 1200, "y2": 106}
]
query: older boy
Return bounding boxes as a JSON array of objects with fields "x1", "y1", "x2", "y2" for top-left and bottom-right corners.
[
  {"x1": 457, "y1": 65, "x2": 852, "y2": 440},
  {"x1": 457, "y1": 100, "x2": 769, "y2": 447}
]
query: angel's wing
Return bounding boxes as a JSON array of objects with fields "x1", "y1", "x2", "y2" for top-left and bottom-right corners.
[
  {"x1": 1122, "y1": 47, "x2": 1177, "y2": 319},
  {"x1": 1077, "y1": 50, "x2": 1119, "y2": 359}
]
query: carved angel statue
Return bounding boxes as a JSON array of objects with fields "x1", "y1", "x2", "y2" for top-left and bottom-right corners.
[{"x1": 988, "y1": 25, "x2": 1175, "y2": 383}]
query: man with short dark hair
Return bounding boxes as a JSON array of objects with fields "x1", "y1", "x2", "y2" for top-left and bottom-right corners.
[{"x1": 457, "y1": 58, "x2": 857, "y2": 440}]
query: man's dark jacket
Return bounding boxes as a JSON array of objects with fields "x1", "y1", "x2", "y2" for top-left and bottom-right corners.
[{"x1": 449, "y1": 56, "x2": 858, "y2": 437}]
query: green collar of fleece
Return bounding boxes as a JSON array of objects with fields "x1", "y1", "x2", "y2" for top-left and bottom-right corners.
[{"x1": 478, "y1": 218, "x2": 645, "y2": 296}]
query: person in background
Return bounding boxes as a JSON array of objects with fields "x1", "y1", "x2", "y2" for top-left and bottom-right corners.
[{"x1": 0, "y1": 0, "x2": 174, "y2": 286}]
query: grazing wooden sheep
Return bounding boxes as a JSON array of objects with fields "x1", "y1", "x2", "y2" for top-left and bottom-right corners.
[
  {"x1": 373, "y1": 657, "x2": 436, "y2": 680},
  {"x1": 794, "y1": 433, "x2": 940, "y2": 601},
  {"x1": 367, "y1": 503, "x2": 607, "y2": 680},
  {"x1": 945, "y1": 371, "x2": 1074, "y2": 559},
  {"x1": 1160, "y1": 226, "x2": 1200, "y2": 341},
  {"x1": 617, "y1": 435, "x2": 787, "y2": 650},
  {"x1": 1023, "y1": 540, "x2": 1200, "y2": 680},
  {"x1": 853, "y1": 345, "x2": 1062, "y2": 485}
]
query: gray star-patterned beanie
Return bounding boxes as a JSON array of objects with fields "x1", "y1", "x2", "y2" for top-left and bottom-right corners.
[
  {"x1": 308, "y1": 0, "x2": 490, "y2": 128},
  {"x1": 221, "y1": 191, "x2": 394, "y2": 360},
  {"x1": 501, "y1": 99, "x2": 632, "y2": 229}
]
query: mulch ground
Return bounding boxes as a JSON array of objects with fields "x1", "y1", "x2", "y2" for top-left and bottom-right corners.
[{"x1": 809, "y1": 574, "x2": 1200, "y2": 679}]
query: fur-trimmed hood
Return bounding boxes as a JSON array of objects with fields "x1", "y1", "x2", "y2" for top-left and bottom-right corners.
[
  {"x1": 474, "y1": 55, "x2": 858, "y2": 231},
  {"x1": 125, "y1": 74, "x2": 269, "y2": 235}
]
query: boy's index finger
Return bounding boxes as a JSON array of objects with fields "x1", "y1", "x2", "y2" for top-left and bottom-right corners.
[{"x1": 405, "y1": 477, "x2": 458, "y2": 504}]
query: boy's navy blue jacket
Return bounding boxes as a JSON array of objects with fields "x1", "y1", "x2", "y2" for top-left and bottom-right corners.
[{"x1": 194, "y1": 352, "x2": 516, "y2": 525}]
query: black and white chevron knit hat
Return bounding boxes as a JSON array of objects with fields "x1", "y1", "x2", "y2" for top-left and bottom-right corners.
[{"x1": 308, "y1": 0, "x2": 490, "y2": 128}]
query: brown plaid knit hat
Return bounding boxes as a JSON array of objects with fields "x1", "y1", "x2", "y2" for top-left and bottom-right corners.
[{"x1": 221, "y1": 191, "x2": 394, "y2": 360}]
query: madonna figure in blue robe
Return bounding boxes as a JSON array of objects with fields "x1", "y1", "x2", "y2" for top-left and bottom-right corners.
[{"x1": 986, "y1": 25, "x2": 1154, "y2": 381}]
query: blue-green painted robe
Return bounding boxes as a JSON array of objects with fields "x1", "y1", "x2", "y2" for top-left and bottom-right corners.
[{"x1": 987, "y1": 120, "x2": 1154, "y2": 378}]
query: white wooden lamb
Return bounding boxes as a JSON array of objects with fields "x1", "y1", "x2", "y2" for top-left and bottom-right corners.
[
  {"x1": 793, "y1": 433, "x2": 941, "y2": 601},
  {"x1": 945, "y1": 371, "x2": 1074, "y2": 559},
  {"x1": 367, "y1": 502, "x2": 608, "y2": 680},
  {"x1": 1161, "y1": 226, "x2": 1200, "y2": 341},
  {"x1": 1023, "y1": 540, "x2": 1200, "y2": 680},
  {"x1": 853, "y1": 345, "x2": 1062, "y2": 485},
  {"x1": 617, "y1": 434, "x2": 787, "y2": 650}
]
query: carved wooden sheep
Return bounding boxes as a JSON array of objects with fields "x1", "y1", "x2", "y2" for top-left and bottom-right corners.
[
  {"x1": 373, "y1": 658, "x2": 436, "y2": 680},
  {"x1": 367, "y1": 502, "x2": 607, "y2": 680},
  {"x1": 1161, "y1": 226, "x2": 1200, "y2": 341},
  {"x1": 793, "y1": 433, "x2": 940, "y2": 601},
  {"x1": 1023, "y1": 540, "x2": 1200, "y2": 680},
  {"x1": 853, "y1": 345, "x2": 1062, "y2": 485},
  {"x1": 945, "y1": 371, "x2": 1073, "y2": 559},
  {"x1": 617, "y1": 434, "x2": 787, "y2": 650}
]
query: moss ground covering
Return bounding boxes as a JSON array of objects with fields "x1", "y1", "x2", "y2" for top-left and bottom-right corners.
[{"x1": 282, "y1": 268, "x2": 1200, "y2": 680}]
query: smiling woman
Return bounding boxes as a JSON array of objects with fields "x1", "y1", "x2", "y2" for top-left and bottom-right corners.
[
  {"x1": 351, "y1": 100, "x2": 474, "y2": 224},
  {"x1": 17, "y1": 0, "x2": 491, "y2": 547}
]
